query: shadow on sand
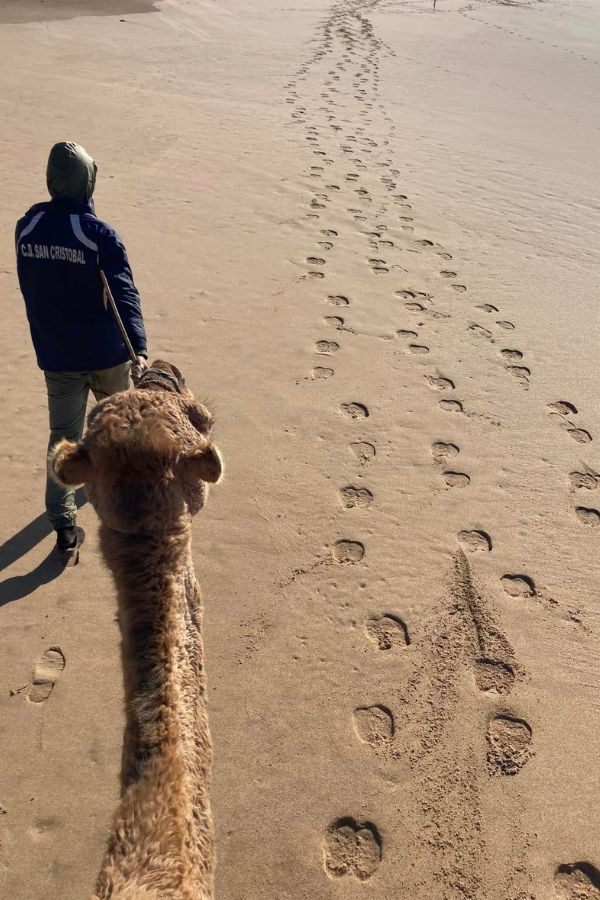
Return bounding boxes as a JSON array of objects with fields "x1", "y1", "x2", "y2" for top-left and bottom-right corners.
[
  {"x1": 0, "y1": 488, "x2": 87, "y2": 607},
  {"x1": 0, "y1": 0, "x2": 160, "y2": 26}
]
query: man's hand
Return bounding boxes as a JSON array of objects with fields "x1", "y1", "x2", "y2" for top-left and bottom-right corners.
[{"x1": 131, "y1": 355, "x2": 148, "y2": 385}]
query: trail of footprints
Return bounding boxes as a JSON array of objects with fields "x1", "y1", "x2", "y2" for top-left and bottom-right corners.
[
  {"x1": 285, "y1": 0, "x2": 593, "y2": 889},
  {"x1": 547, "y1": 401, "x2": 600, "y2": 526}
]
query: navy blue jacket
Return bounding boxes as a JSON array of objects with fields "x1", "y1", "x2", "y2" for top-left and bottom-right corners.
[{"x1": 16, "y1": 198, "x2": 147, "y2": 373}]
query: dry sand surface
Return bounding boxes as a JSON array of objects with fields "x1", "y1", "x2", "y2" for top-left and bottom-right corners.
[{"x1": 1, "y1": 0, "x2": 600, "y2": 896}]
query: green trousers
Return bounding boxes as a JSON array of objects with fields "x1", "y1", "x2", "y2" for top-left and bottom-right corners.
[{"x1": 45, "y1": 363, "x2": 130, "y2": 530}]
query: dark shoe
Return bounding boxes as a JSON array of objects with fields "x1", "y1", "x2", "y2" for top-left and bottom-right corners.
[{"x1": 56, "y1": 526, "x2": 85, "y2": 566}]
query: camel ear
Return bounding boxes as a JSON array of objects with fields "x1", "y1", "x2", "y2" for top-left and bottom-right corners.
[
  {"x1": 51, "y1": 439, "x2": 93, "y2": 486},
  {"x1": 181, "y1": 445, "x2": 223, "y2": 484}
]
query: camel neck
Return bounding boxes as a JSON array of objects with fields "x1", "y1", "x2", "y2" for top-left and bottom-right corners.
[
  {"x1": 95, "y1": 524, "x2": 214, "y2": 898},
  {"x1": 99, "y1": 525, "x2": 199, "y2": 775},
  {"x1": 101, "y1": 526, "x2": 192, "y2": 577}
]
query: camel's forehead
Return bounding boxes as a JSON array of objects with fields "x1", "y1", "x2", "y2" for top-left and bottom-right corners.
[
  {"x1": 89, "y1": 389, "x2": 184, "y2": 423},
  {"x1": 86, "y1": 390, "x2": 200, "y2": 453}
]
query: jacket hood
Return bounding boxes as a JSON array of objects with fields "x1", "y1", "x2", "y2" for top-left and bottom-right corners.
[{"x1": 46, "y1": 142, "x2": 97, "y2": 203}]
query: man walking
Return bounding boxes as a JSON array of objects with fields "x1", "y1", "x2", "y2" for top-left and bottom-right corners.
[{"x1": 16, "y1": 141, "x2": 148, "y2": 560}]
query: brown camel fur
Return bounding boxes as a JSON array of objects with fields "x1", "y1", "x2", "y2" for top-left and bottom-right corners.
[{"x1": 51, "y1": 361, "x2": 222, "y2": 900}]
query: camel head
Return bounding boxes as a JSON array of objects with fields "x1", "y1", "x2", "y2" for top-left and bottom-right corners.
[{"x1": 50, "y1": 360, "x2": 223, "y2": 535}]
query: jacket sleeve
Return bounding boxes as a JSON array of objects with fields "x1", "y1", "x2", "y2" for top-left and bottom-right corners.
[{"x1": 96, "y1": 224, "x2": 148, "y2": 357}]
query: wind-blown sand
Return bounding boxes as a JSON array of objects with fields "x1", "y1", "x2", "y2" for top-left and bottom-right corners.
[{"x1": 1, "y1": 0, "x2": 600, "y2": 897}]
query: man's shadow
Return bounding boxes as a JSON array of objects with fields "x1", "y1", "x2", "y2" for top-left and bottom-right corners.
[{"x1": 0, "y1": 489, "x2": 87, "y2": 607}]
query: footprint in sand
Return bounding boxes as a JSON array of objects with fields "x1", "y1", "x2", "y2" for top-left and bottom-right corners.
[
  {"x1": 397, "y1": 329, "x2": 418, "y2": 340},
  {"x1": 339, "y1": 486, "x2": 373, "y2": 509},
  {"x1": 308, "y1": 271, "x2": 325, "y2": 279},
  {"x1": 440, "y1": 270, "x2": 457, "y2": 279},
  {"x1": 486, "y1": 715, "x2": 533, "y2": 776},
  {"x1": 352, "y1": 706, "x2": 394, "y2": 747},
  {"x1": 323, "y1": 818, "x2": 382, "y2": 881},
  {"x1": 570, "y1": 472, "x2": 598, "y2": 490},
  {"x1": 469, "y1": 323, "x2": 493, "y2": 341},
  {"x1": 501, "y1": 574, "x2": 536, "y2": 598},
  {"x1": 333, "y1": 540, "x2": 365, "y2": 563},
  {"x1": 507, "y1": 365, "x2": 531, "y2": 387},
  {"x1": 452, "y1": 284, "x2": 467, "y2": 293},
  {"x1": 568, "y1": 428, "x2": 592, "y2": 444},
  {"x1": 458, "y1": 530, "x2": 492, "y2": 552},
  {"x1": 442, "y1": 471, "x2": 470, "y2": 488},
  {"x1": 366, "y1": 614, "x2": 410, "y2": 650},
  {"x1": 325, "y1": 316, "x2": 345, "y2": 329},
  {"x1": 554, "y1": 863, "x2": 600, "y2": 899},
  {"x1": 341, "y1": 402, "x2": 369, "y2": 419},
  {"x1": 547, "y1": 402, "x2": 592, "y2": 441},
  {"x1": 474, "y1": 659, "x2": 515, "y2": 695},
  {"x1": 439, "y1": 399, "x2": 463, "y2": 413},
  {"x1": 327, "y1": 294, "x2": 350, "y2": 306},
  {"x1": 575, "y1": 507, "x2": 600, "y2": 526},
  {"x1": 321, "y1": 229, "x2": 338, "y2": 238},
  {"x1": 315, "y1": 340, "x2": 340, "y2": 354},
  {"x1": 350, "y1": 442, "x2": 376, "y2": 465},
  {"x1": 415, "y1": 239, "x2": 433, "y2": 247},
  {"x1": 312, "y1": 367, "x2": 334, "y2": 380},
  {"x1": 318, "y1": 241, "x2": 334, "y2": 250},
  {"x1": 425, "y1": 375, "x2": 455, "y2": 391},
  {"x1": 307, "y1": 256, "x2": 326, "y2": 265},
  {"x1": 432, "y1": 442, "x2": 459, "y2": 465},
  {"x1": 548, "y1": 401, "x2": 577, "y2": 416},
  {"x1": 501, "y1": 349, "x2": 523, "y2": 361},
  {"x1": 28, "y1": 647, "x2": 66, "y2": 703},
  {"x1": 408, "y1": 344, "x2": 429, "y2": 355},
  {"x1": 496, "y1": 320, "x2": 515, "y2": 331},
  {"x1": 477, "y1": 304, "x2": 499, "y2": 314},
  {"x1": 396, "y1": 289, "x2": 431, "y2": 303}
]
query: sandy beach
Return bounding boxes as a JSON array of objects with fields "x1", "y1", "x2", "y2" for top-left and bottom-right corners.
[{"x1": 1, "y1": 0, "x2": 600, "y2": 897}]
